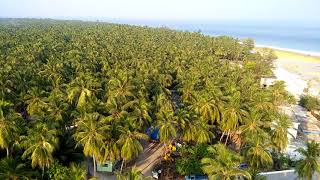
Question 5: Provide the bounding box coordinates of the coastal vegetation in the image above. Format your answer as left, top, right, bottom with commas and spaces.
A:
294, 141, 320, 180
299, 95, 320, 111
0, 18, 314, 179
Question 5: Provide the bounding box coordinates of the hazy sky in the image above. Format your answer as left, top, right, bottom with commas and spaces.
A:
1, 0, 320, 22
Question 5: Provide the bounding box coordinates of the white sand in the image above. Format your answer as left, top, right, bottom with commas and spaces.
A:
274, 61, 308, 98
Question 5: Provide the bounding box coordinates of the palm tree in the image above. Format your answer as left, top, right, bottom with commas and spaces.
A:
117, 125, 148, 172
129, 98, 152, 130
194, 120, 214, 144
176, 109, 197, 142
68, 163, 87, 180
243, 134, 273, 171
116, 166, 151, 180
105, 97, 129, 122
240, 110, 268, 143
271, 113, 292, 152
220, 91, 247, 144
21, 123, 58, 175
201, 144, 251, 180
67, 72, 100, 110
294, 141, 320, 180
191, 94, 221, 124
178, 81, 196, 104
45, 88, 68, 122
24, 87, 48, 116
73, 112, 109, 177
267, 81, 295, 106
0, 157, 38, 180
155, 93, 173, 112
108, 75, 135, 102
156, 110, 177, 144
0, 100, 20, 156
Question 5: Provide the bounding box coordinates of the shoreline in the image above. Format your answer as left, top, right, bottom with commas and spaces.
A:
255, 44, 320, 57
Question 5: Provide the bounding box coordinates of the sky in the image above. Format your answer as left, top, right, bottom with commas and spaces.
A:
1, 0, 320, 22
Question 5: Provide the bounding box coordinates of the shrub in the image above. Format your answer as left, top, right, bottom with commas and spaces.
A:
299, 95, 320, 111
175, 144, 210, 175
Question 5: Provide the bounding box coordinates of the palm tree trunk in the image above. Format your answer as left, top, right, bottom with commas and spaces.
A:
6, 147, 9, 157
163, 142, 167, 156
225, 129, 230, 145
120, 159, 125, 173
220, 131, 225, 142
93, 155, 96, 177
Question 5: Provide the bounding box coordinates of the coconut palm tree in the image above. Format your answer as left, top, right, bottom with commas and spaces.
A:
155, 93, 173, 112
178, 81, 196, 104
21, 123, 58, 175
271, 113, 292, 152
176, 109, 197, 142
240, 110, 268, 143
117, 125, 148, 171
24, 87, 48, 116
67, 72, 100, 110
0, 100, 20, 156
73, 112, 109, 177
201, 144, 251, 180
191, 94, 221, 124
108, 75, 136, 102
68, 163, 87, 180
116, 166, 151, 180
194, 120, 214, 144
220, 91, 248, 144
294, 141, 320, 180
0, 157, 39, 180
156, 110, 177, 144
243, 134, 273, 171
129, 98, 152, 130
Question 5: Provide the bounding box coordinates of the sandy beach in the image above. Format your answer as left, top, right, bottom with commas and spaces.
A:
256, 45, 320, 57
259, 47, 320, 97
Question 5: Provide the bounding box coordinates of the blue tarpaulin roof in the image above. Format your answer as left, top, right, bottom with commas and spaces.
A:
146, 127, 159, 141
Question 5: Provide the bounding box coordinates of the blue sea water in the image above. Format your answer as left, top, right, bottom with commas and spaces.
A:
106, 19, 320, 53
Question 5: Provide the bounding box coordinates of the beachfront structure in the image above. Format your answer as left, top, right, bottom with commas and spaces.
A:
259, 170, 319, 180
260, 76, 277, 88
96, 161, 114, 172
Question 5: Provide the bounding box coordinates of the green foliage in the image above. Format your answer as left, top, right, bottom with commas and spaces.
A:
299, 95, 320, 111
175, 144, 210, 175
46, 161, 86, 180
0, 19, 296, 177
272, 152, 291, 171
294, 141, 320, 180
271, 113, 292, 152
0, 100, 21, 156
21, 123, 58, 169
201, 144, 251, 180
267, 81, 296, 106
46, 161, 69, 180
116, 166, 151, 180
0, 157, 39, 179
243, 134, 273, 171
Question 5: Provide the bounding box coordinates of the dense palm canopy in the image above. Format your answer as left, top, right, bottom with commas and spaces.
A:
0, 19, 295, 178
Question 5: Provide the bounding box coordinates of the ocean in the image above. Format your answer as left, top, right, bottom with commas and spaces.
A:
105, 19, 320, 54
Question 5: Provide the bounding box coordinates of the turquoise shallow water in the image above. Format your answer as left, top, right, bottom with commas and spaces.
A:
107, 19, 320, 53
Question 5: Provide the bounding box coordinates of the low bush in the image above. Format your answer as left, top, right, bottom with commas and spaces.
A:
299, 95, 320, 111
